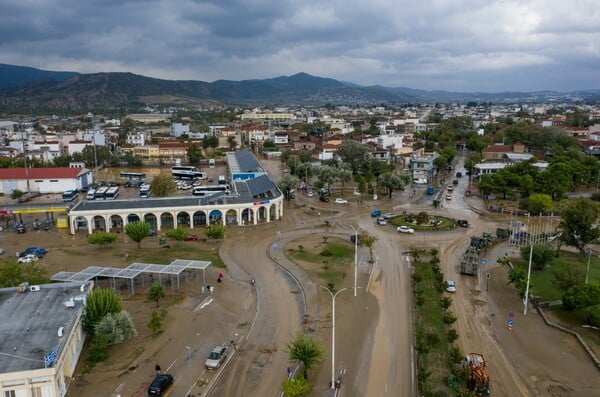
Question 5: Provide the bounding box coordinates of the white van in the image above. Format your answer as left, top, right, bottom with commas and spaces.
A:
209, 158, 216, 168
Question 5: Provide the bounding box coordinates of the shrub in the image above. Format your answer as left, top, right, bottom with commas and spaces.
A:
586, 304, 600, 327
165, 228, 186, 241
425, 332, 440, 347
320, 249, 333, 257
443, 313, 457, 325
441, 296, 452, 310
447, 328, 459, 343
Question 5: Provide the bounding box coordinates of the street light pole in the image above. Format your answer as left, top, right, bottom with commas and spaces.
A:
586, 248, 592, 284
320, 286, 347, 390
185, 345, 192, 396
523, 243, 533, 315
348, 225, 362, 297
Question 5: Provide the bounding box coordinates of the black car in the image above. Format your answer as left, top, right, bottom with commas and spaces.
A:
457, 220, 469, 227
147, 374, 173, 396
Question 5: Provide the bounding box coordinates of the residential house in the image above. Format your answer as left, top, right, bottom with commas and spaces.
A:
410, 152, 438, 184
481, 143, 527, 161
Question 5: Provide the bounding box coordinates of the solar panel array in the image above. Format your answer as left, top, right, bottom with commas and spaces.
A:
51, 259, 211, 282
233, 150, 262, 173
246, 174, 277, 197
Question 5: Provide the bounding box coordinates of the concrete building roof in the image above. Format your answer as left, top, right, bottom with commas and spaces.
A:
0, 283, 87, 373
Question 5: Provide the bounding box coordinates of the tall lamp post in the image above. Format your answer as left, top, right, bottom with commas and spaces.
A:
320, 286, 347, 389
586, 248, 592, 284
185, 345, 192, 396
348, 225, 361, 297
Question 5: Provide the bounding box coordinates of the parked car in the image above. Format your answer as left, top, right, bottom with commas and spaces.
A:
397, 226, 415, 234
205, 346, 228, 369
184, 234, 199, 241
452, 179, 459, 185
446, 194, 452, 201
16, 224, 26, 234
18, 254, 39, 264
383, 213, 397, 219
447, 186, 454, 191
456, 172, 462, 178
377, 217, 387, 226
319, 195, 330, 202
307, 191, 314, 197
371, 210, 382, 217
446, 280, 457, 293
0, 248, 4, 255
334, 198, 348, 204
20, 247, 47, 258
147, 374, 174, 396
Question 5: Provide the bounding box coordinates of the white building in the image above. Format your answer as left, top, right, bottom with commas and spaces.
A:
171, 123, 190, 137
0, 167, 93, 194
0, 282, 90, 397
126, 132, 145, 146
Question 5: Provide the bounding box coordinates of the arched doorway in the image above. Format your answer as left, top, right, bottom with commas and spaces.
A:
242, 208, 254, 225
160, 212, 174, 229
127, 214, 140, 223
109, 214, 124, 231
144, 213, 158, 231
225, 209, 237, 225
257, 206, 267, 223
193, 211, 207, 228
177, 211, 190, 228
209, 210, 222, 225
92, 215, 106, 232
269, 205, 277, 221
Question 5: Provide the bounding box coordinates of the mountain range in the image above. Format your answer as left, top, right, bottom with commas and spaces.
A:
0, 63, 598, 113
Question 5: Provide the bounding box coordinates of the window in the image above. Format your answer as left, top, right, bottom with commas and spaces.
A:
4, 391, 16, 397
50, 180, 58, 182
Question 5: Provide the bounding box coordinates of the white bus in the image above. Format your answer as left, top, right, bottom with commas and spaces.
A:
172, 166, 200, 179
87, 188, 96, 200
140, 184, 151, 198
105, 186, 120, 200
62, 189, 78, 203
94, 186, 108, 200
119, 172, 146, 181
192, 185, 230, 196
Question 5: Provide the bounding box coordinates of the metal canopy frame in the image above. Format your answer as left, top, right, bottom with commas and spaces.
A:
51, 259, 211, 294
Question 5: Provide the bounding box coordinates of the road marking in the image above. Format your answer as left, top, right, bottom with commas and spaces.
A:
194, 296, 213, 312
165, 359, 176, 373
115, 383, 124, 392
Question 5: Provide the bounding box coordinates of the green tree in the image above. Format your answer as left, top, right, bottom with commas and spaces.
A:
10, 189, 25, 200
558, 199, 600, 254
526, 193, 552, 215
227, 135, 238, 150
507, 266, 528, 297
148, 282, 166, 307
553, 266, 585, 293
125, 221, 152, 248
262, 139, 277, 151
286, 331, 324, 380
586, 304, 600, 327
187, 143, 203, 165
150, 173, 177, 197
52, 154, 72, 167
316, 165, 336, 192
359, 233, 377, 262
205, 224, 226, 239
337, 140, 372, 175
87, 333, 109, 365
0, 259, 49, 287
83, 288, 123, 335
337, 166, 353, 195
88, 231, 118, 246
378, 171, 410, 199
94, 311, 137, 344
281, 375, 310, 397
520, 245, 554, 270
165, 228, 186, 241
147, 309, 165, 336
75, 145, 111, 167
278, 174, 300, 200
562, 283, 600, 310
202, 134, 218, 149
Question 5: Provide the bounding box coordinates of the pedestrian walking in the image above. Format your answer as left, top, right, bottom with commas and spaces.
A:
155, 364, 161, 375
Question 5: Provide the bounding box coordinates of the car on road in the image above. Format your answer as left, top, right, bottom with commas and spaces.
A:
446, 194, 452, 201
18, 254, 39, 264
383, 213, 397, 219
184, 234, 199, 241
446, 280, 457, 293
334, 198, 348, 204
447, 186, 454, 191
452, 179, 459, 185
377, 217, 387, 226
371, 210, 382, 217
205, 345, 228, 369
147, 374, 174, 396
307, 191, 314, 197
397, 226, 415, 234
457, 220, 469, 227
456, 172, 462, 177
319, 195, 330, 202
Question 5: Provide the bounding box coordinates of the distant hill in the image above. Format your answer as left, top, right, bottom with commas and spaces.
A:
0, 63, 79, 89
0, 63, 598, 113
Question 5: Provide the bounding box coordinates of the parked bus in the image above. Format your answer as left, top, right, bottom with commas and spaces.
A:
139, 184, 151, 198
119, 172, 146, 181
218, 175, 227, 185
94, 186, 109, 200
172, 166, 199, 179
87, 188, 96, 200
209, 158, 215, 168
62, 189, 78, 203
192, 185, 230, 196
105, 186, 120, 200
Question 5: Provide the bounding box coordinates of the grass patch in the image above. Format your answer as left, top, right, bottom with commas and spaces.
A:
389, 213, 456, 232
511, 250, 600, 301
124, 243, 226, 268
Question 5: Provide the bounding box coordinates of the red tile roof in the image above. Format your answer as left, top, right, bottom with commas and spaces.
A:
0, 167, 84, 180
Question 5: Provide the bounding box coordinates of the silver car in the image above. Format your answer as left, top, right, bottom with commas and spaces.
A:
205, 346, 228, 369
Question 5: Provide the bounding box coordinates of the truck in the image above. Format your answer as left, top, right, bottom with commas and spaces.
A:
464, 353, 490, 395
426, 186, 435, 195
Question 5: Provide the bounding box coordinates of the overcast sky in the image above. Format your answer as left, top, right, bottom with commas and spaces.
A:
1, 0, 599, 92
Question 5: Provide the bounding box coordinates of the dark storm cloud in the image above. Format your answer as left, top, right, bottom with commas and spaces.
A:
0, 0, 598, 91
